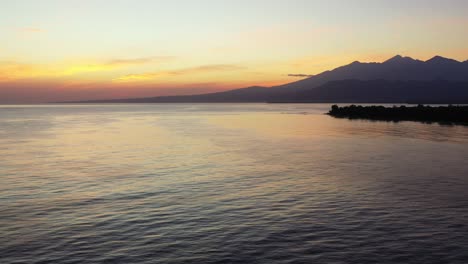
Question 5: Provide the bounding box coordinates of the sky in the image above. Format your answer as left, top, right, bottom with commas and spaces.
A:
1, 0, 468, 103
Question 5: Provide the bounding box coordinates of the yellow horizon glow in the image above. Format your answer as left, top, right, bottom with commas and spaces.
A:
1, 0, 467, 103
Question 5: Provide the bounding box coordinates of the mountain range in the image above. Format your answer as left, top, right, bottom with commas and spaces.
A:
70, 55, 468, 104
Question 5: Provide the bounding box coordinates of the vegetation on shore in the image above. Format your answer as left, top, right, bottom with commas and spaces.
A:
327, 104, 468, 125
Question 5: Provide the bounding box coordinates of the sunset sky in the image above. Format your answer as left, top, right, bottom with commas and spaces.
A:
1, 0, 468, 103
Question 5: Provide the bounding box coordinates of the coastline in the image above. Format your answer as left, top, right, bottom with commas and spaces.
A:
327, 104, 468, 125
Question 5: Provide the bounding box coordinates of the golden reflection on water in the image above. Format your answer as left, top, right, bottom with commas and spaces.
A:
1, 105, 467, 203
2, 104, 468, 263
208, 112, 468, 143
208, 113, 340, 139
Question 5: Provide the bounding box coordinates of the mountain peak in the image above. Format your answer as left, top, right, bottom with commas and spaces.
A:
426, 56, 459, 64
389, 54, 403, 60
384, 55, 416, 64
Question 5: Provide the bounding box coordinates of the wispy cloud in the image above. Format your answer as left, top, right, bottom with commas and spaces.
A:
0, 56, 174, 81
0, 61, 49, 81
106, 56, 174, 66
169, 64, 246, 75
113, 72, 159, 82
113, 64, 245, 82
287, 74, 313, 78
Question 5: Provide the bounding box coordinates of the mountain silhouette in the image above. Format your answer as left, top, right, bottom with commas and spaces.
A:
272, 80, 468, 104
272, 55, 467, 92
67, 55, 468, 104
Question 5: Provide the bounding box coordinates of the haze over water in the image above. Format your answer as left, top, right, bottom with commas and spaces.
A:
1, 104, 468, 263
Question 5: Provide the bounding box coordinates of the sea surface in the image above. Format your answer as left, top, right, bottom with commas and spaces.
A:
1, 103, 468, 264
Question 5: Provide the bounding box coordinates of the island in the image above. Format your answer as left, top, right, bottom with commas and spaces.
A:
327, 105, 468, 125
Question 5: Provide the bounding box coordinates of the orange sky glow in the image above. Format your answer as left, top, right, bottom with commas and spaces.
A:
1, 0, 467, 103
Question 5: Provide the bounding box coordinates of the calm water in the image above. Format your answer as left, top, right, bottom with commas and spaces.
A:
1, 103, 468, 264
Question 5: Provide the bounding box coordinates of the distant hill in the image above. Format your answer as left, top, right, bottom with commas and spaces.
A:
270, 80, 468, 104
65, 55, 468, 104
270, 55, 468, 93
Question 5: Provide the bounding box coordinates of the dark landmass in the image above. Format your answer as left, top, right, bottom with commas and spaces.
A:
68, 80, 468, 104
268, 80, 468, 104
60, 55, 468, 104
327, 104, 468, 125
63, 86, 271, 103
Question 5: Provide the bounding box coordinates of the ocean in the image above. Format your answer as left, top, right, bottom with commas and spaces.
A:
1, 103, 468, 263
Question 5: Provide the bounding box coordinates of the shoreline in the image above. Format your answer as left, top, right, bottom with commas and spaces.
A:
327, 104, 468, 125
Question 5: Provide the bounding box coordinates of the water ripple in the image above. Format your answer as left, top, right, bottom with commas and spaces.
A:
1, 104, 468, 264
